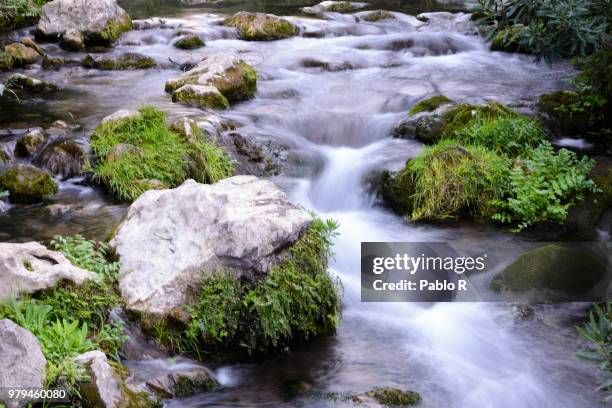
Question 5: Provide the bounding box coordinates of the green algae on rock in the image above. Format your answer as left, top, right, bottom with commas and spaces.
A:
174, 34, 205, 49
223, 12, 298, 41
0, 164, 58, 203
408, 95, 453, 116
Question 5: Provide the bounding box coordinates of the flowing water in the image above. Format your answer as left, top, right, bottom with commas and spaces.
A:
0, 1, 604, 407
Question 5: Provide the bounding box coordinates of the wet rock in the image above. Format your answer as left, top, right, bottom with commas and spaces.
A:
538, 91, 590, 136
34, 139, 85, 180
75, 351, 127, 408
165, 53, 256, 104
172, 84, 229, 110
37, 0, 133, 47
353, 387, 422, 406
0, 52, 14, 71
226, 131, 286, 176
171, 117, 201, 144
19, 37, 45, 56
138, 363, 218, 397
111, 176, 313, 317
362, 10, 395, 22
378, 167, 415, 217
223, 12, 298, 41
60, 28, 85, 51
4, 42, 40, 65
47, 120, 72, 135
42, 55, 67, 70
174, 34, 205, 49
6, 73, 58, 93
0, 164, 58, 204
491, 245, 607, 294
82, 52, 157, 70
15, 128, 46, 157
0, 319, 47, 407
101, 109, 140, 124
0, 241, 97, 300
303, 1, 368, 15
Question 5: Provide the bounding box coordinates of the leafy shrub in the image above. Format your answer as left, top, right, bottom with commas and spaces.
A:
90, 106, 234, 202
491, 142, 599, 230
576, 303, 612, 403
184, 218, 341, 356
50, 234, 120, 280
453, 116, 546, 156
469, 0, 611, 62
408, 141, 509, 220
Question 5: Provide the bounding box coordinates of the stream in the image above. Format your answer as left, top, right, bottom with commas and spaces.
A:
0, 1, 605, 407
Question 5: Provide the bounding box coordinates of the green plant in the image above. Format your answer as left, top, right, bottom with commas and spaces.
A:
491, 142, 599, 230
469, 0, 611, 62
577, 303, 612, 403
94, 321, 127, 362
90, 106, 233, 202
50, 235, 120, 280
408, 141, 509, 220
453, 116, 546, 156
182, 218, 341, 356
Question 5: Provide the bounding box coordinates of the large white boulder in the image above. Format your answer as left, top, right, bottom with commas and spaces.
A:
37, 0, 132, 46
0, 319, 47, 408
111, 176, 313, 317
0, 242, 98, 301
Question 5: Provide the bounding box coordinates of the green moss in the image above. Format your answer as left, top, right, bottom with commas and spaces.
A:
409, 95, 453, 116
363, 10, 395, 22
491, 245, 606, 293
15, 130, 45, 156
22, 260, 33, 271
453, 116, 546, 157
174, 35, 205, 50
223, 13, 298, 41
399, 141, 508, 220
537, 90, 591, 134
491, 26, 526, 52
441, 102, 517, 137
378, 168, 415, 216
0, 52, 14, 70
363, 387, 421, 406
98, 14, 133, 44
83, 53, 157, 70
172, 85, 230, 110
0, 164, 58, 203
90, 106, 233, 202
328, 2, 354, 12
210, 60, 257, 103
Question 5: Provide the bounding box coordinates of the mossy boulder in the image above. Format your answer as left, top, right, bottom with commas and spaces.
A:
0, 164, 58, 203
82, 52, 157, 70
171, 85, 229, 110
379, 141, 508, 220
491, 26, 527, 53
4, 43, 41, 65
6, 74, 58, 93
491, 245, 607, 294
165, 54, 257, 105
34, 139, 85, 180
363, 10, 395, 22
408, 95, 453, 116
174, 34, 205, 50
15, 129, 46, 157
223, 12, 298, 41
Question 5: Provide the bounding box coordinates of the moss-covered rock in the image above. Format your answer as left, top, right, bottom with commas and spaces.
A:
491, 245, 606, 294
0, 52, 14, 71
4, 42, 41, 65
34, 139, 85, 180
363, 10, 395, 22
15, 129, 46, 158
0, 164, 58, 203
171, 84, 229, 110
408, 95, 453, 116
165, 54, 257, 105
82, 52, 157, 70
379, 141, 508, 220
358, 387, 421, 406
99, 12, 133, 44
174, 34, 205, 50
491, 26, 527, 53
0, 148, 10, 164
327, 1, 356, 12
223, 12, 298, 41
6, 73, 58, 93
42, 55, 66, 70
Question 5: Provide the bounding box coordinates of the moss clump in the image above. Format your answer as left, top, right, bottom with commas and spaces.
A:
453, 116, 546, 157
328, 1, 354, 12
223, 12, 298, 41
150, 219, 341, 358
15, 129, 46, 157
440, 102, 517, 137
363, 387, 421, 406
172, 85, 229, 110
82, 53, 157, 70
382, 141, 508, 220
209, 60, 257, 103
90, 106, 234, 202
0, 164, 58, 203
174, 35, 205, 50
363, 10, 395, 22
97, 14, 133, 44
409, 95, 453, 116
491, 245, 606, 294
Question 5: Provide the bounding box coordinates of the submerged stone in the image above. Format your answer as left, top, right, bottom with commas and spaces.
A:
15, 128, 46, 157
4, 42, 41, 65
6, 73, 58, 93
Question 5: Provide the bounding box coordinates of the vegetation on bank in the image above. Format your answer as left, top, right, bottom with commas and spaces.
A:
0, 235, 125, 399
145, 218, 342, 358
90, 106, 234, 202
0, 0, 48, 32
